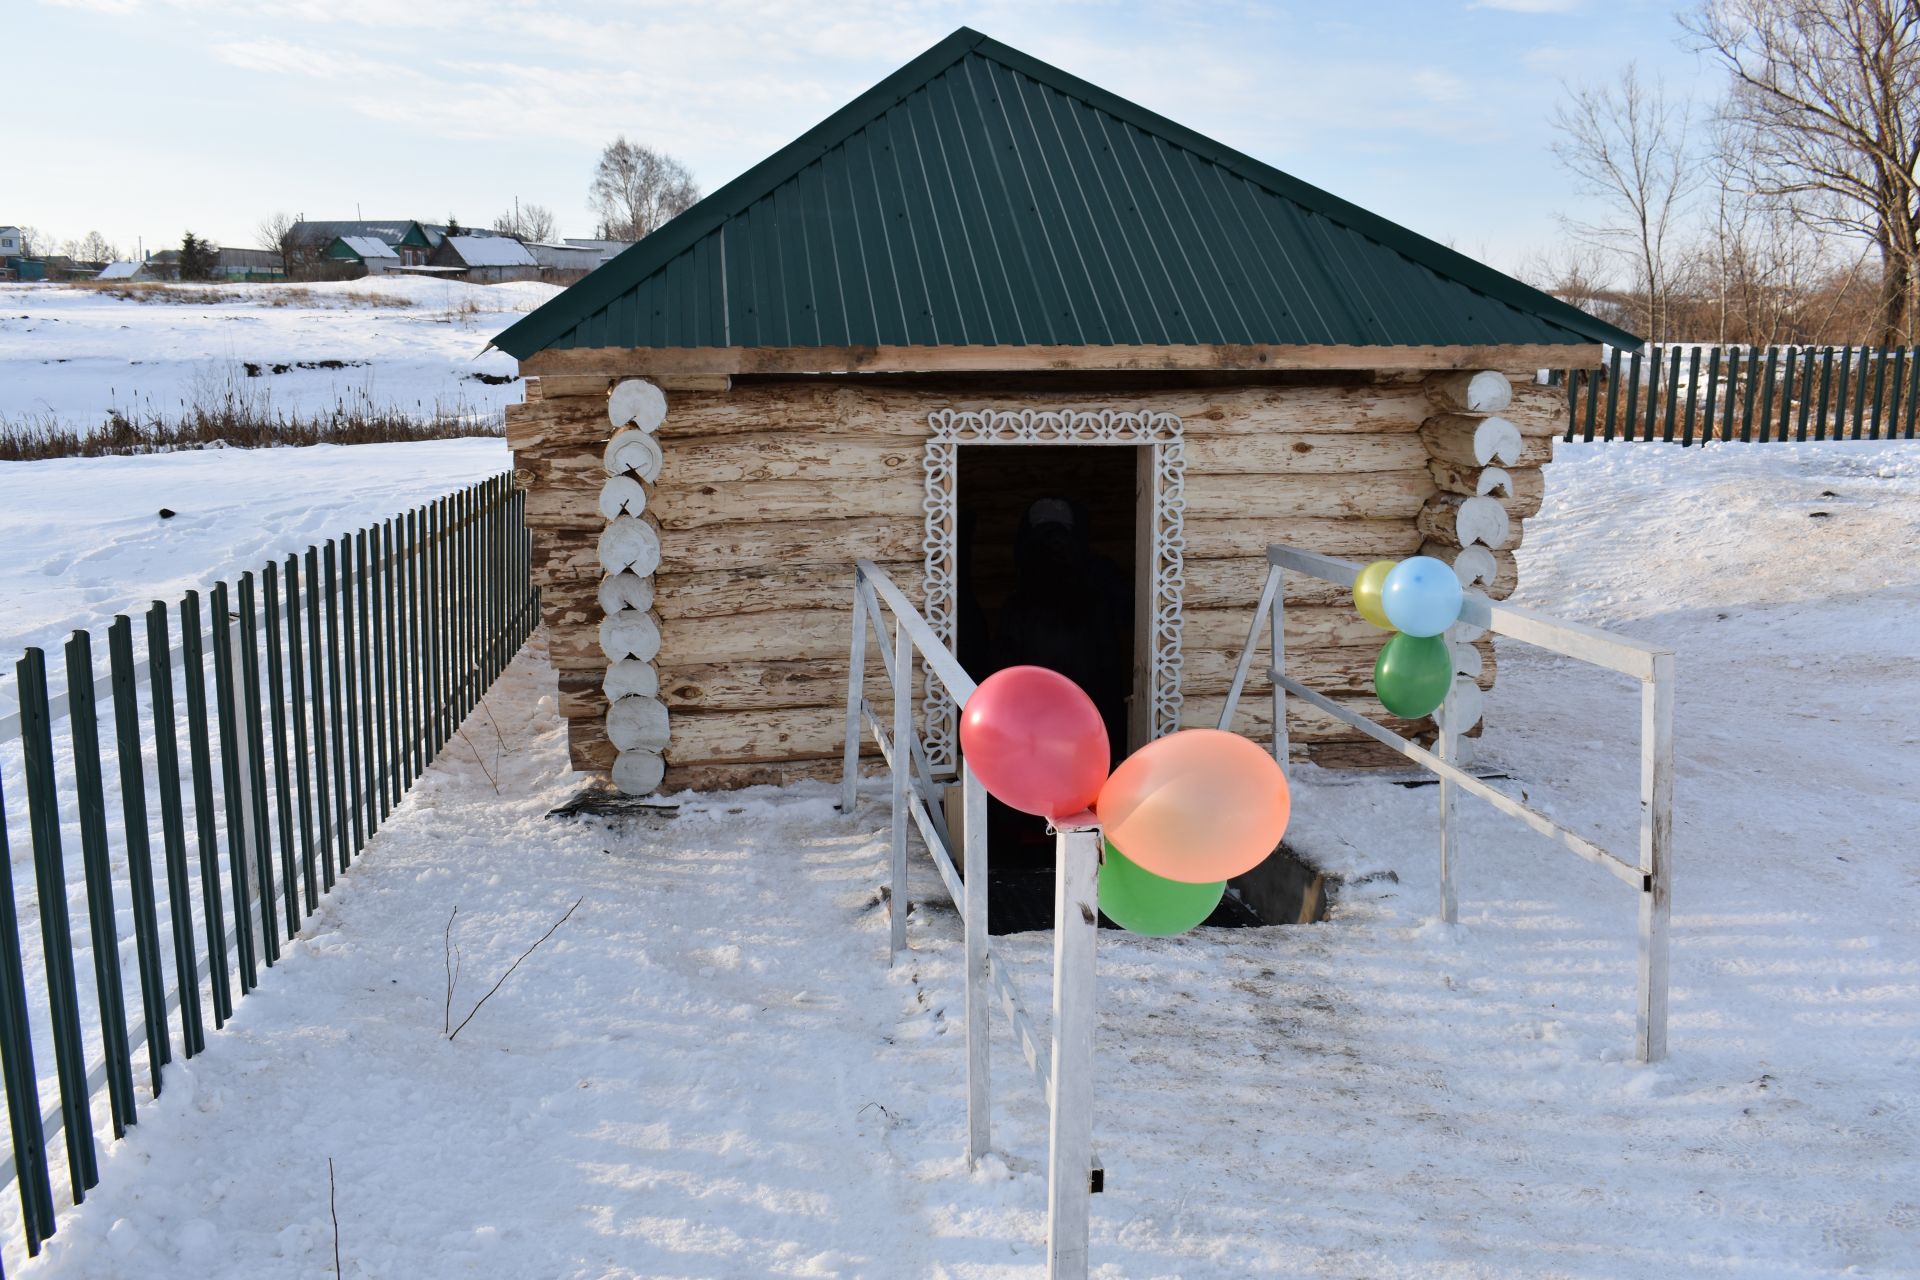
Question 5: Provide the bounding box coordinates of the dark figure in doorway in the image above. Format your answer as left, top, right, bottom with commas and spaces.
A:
991, 497, 1131, 766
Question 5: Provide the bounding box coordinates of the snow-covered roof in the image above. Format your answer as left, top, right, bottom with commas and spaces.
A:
339, 236, 399, 260
444, 235, 536, 268
96, 262, 141, 280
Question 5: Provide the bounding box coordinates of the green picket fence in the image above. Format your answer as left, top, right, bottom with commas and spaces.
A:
1563, 344, 1920, 444
0, 473, 535, 1268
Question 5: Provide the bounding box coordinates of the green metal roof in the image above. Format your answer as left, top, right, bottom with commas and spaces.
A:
494, 28, 1638, 359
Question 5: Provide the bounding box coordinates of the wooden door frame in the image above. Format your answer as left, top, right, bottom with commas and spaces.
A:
921, 408, 1187, 773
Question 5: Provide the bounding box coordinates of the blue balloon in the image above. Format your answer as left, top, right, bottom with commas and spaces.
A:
1381, 556, 1464, 637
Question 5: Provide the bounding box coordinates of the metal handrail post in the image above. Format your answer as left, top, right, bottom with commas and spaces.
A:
840, 574, 868, 814
1045, 817, 1100, 1280
1435, 695, 1459, 925
963, 760, 990, 1168
889, 618, 912, 963
1637, 653, 1675, 1062
1269, 567, 1288, 769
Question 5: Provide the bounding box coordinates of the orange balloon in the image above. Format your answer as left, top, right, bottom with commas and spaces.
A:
1096, 730, 1291, 884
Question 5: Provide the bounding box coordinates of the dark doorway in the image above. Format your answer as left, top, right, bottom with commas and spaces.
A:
948, 443, 1280, 934
955, 445, 1137, 892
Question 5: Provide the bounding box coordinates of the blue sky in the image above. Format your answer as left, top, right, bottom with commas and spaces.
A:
8, 0, 1710, 274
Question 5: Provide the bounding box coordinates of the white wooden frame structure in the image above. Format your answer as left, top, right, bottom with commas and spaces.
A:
920, 408, 1186, 770
840, 560, 1103, 1278
1218, 543, 1676, 1062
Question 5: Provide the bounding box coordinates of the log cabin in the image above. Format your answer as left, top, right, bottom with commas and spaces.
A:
491, 26, 1639, 799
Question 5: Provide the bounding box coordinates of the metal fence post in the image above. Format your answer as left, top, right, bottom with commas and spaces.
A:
236, 577, 277, 966
840, 576, 868, 814
284, 557, 320, 915
322, 542, 354, 870
889, 618, 911, 963
16, 647, 99, 1198
107, 615, 169, 1091
302, 550, 336, 893
963, 759, 990, 1169
0, 774, 54, 1249
209, 582, 259, 994
1046, 821, 1100, 1280
146, 600, 205, 1054
64, 631, 138, 1136
1637, 653, 1674, 1064
180, 592, 233, 1025
262, 565, 300, 939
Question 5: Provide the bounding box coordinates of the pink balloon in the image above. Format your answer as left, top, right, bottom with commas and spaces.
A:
1096, 730, 1291, 883
959, 666, 1110, 819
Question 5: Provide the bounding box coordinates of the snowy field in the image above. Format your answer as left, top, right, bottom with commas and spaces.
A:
3, 439, 1918, 1277
0, 277, 556, 431
0, 439, 511, 690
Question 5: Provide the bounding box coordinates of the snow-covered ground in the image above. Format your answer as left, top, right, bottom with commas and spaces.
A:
4, 439, 1918, 1277
0, 439, 510, 685
0, 278, 555, 431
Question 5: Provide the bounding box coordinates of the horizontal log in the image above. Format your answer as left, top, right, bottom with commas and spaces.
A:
652, 476, 921, 530
598, 571, 655, 615
599, 474, 648, 520
1426, 459, 1546, 517
598, 516, 663, 576
661, 516, 923, 571
1181, 557, 1350, 609
608, 379, 667, 432
653, 608, 859, 665
1184, 605, 1389, 651
604, 658, 660, 701
607, 695, 671, 752
521, 342, 1605, 377
651, 562, 923, 620
1504, 381, 1572, 437
664, 705, 852, 765
612, 748, 667, 795
663, 758, 852, 792
530, 373, 731, 398
1424, 370, 1512, 414
1420, 414, 1522, 468
1184, 518, 1422, 561
1181, 470, 1436, 522
605, 429, 664, 483
557, 669, 608, 721
662, 434, 919, 485
1416, 494, 1511, 550
1183, 431, 1429, 476
659, 655, 899, 711
530, 529, 601, 589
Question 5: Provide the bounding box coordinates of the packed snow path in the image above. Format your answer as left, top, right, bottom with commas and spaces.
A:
9, 440, 1920, 1277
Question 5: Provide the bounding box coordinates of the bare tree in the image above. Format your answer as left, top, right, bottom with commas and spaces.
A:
15, 226, 49, 259
1550, 63, 1700, 341
66, 231, 118, 265
492, 199, 559, 243
1685, 0, 1920, 345
588, 137, 698, 241
258, 211, 298, 277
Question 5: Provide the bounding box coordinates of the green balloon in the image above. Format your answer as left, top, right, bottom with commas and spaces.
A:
1099, 841, 1225, 936
1373, 632, 1453, 719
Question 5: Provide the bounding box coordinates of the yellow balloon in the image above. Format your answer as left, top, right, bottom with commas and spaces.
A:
1353, 559, 1396, 629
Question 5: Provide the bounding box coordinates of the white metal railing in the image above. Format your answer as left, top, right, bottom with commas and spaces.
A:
840, 560, 1102, 1279
1220, 544, 1675, 1063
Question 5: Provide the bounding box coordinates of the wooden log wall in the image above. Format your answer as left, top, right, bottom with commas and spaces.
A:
506, 368, 1563, 790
